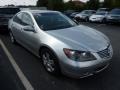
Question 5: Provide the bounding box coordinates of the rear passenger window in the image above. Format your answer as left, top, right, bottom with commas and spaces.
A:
13, 12, 33, 26
22, 13, 33, 26
13, 13, 23, 24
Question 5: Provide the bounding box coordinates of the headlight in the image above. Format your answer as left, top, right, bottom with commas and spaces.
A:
63, 48, 96, 62
81, 15, 87, 18
97, 17, 103, 19
107, 15, 112, 19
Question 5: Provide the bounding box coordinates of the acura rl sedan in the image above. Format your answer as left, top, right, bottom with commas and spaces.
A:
8, 10, 113, 78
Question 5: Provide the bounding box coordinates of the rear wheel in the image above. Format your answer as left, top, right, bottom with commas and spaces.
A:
40, 48, 61, 75
102, 18, 106, 23
75, 17, 81, 22
9, 31, 16, 44
85, 17, 89, 22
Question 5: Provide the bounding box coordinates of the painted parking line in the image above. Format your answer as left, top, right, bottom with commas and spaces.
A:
0, 39, 34, 90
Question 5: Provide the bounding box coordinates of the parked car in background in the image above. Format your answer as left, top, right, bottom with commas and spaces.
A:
97, 8, 110, 12
106, 8, 120, 24
9, 10, 113, 78
74, 10, 96, 22
0, 7, 20, 28
63, 10, 76, 18
70, 12, 79, 18
89, 11, 108, 23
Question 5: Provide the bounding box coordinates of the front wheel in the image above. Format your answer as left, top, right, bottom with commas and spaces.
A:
85, 17, 89, 22
102, 18, 106, 23
40, 48, 61, 75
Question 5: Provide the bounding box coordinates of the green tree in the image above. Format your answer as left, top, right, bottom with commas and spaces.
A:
86, 0, 100, 10
103, 0, 120, 8
116, 0, 120, 7
64, 0, 76, 10
47, 0, 64, 11
36, 0, 64, 11
36, 0, 48, 7
64, 0, 85, 11
103, 0, 112, 8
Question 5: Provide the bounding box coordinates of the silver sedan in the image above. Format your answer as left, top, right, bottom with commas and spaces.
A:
8, 10, 113, 78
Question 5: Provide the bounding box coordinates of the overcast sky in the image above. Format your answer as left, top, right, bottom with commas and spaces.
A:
0, 0, 89, 6
0, 0, 37, 6
64, 0, 88, 2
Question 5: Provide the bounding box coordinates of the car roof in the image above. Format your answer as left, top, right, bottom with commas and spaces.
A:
22, 10, 59, 14
0, 6, 19, 9
83, 10, 96, 11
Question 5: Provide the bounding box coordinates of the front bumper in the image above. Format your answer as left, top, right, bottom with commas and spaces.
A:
59, 45, 113, 78
61, 58, 111, 78
89, 18, 103, 22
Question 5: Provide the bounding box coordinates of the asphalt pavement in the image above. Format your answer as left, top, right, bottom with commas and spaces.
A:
0, 23, 120, 90
0, 45, 25, 90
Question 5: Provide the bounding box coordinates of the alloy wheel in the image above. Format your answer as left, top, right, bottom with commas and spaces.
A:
42, 52, 55, 72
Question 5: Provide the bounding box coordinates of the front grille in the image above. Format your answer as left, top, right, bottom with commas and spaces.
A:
97, 46, 110, 59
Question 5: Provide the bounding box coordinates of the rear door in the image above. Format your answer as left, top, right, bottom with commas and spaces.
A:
19, 12, 39, 54
11, 12, 24, 43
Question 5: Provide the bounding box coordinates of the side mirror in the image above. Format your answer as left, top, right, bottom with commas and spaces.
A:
23, 25, 36, 32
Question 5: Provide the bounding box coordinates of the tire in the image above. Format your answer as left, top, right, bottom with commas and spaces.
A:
40, 48, 61, 75
9, 31, 16, 44
85, 17, 89, 22
102, 18, 106, 23
75, 17, 80, 22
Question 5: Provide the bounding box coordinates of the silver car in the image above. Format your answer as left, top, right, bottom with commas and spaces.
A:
8, 10, 113, 78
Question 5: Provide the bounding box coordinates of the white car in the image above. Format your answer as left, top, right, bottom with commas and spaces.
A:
89, 11, 108, 23
75, 10, 96, 22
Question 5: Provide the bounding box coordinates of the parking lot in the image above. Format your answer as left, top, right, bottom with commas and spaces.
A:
0, 22, 120, 90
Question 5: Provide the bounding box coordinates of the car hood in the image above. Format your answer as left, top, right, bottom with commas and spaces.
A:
90, 15, 105, 18
46, 25, 109, 52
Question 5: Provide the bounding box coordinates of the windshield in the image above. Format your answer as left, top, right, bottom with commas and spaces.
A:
0, 8, 20, 14
95, 12, 106, 15
33, 12, 77, 31
110, 9, 120, 15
